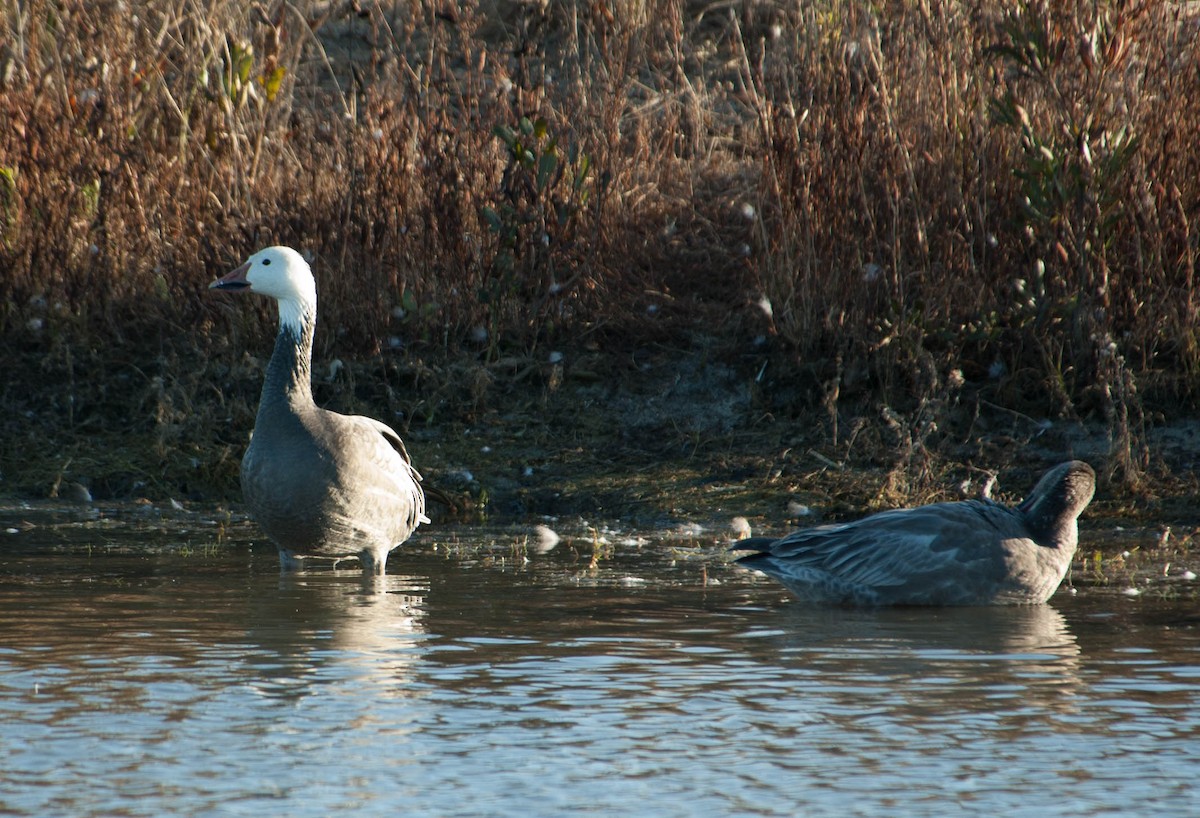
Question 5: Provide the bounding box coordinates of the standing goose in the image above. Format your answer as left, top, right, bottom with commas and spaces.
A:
733, 461, 1095, 606
210, 246, 428, 574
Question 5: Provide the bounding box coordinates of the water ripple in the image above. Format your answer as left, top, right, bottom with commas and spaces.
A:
0, 530, 1197, 816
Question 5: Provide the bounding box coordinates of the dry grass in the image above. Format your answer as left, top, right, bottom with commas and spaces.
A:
1, 0, 1198, 506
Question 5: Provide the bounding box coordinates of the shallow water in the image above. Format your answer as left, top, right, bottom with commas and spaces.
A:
1, 505, 1199, 817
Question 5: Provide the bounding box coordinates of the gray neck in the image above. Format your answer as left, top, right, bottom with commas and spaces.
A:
258, 310, 315, 415
1018, 481, 1079, 543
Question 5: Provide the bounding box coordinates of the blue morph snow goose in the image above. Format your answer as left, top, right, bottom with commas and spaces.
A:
733, 461, 1095, 606
211, 246, 428, 574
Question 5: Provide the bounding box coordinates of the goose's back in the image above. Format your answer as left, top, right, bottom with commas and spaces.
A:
737, 500, 1071, 605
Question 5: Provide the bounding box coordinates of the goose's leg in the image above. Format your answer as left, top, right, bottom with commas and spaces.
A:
278, 549, 303, 571
358, 549, 387, 576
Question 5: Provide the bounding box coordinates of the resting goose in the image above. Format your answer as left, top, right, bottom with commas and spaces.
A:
210, 246, 428, 574
733, 461, 1095, 606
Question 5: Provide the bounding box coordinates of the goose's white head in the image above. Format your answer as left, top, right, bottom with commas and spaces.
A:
210, 246, 317, 332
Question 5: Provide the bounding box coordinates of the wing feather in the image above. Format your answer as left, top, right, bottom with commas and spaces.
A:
746, 501, 1018, 589
325, 413, 429, 529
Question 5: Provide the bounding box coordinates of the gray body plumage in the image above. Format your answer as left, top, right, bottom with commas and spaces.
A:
734, 461, 1095, 606
213, 247, 427, 574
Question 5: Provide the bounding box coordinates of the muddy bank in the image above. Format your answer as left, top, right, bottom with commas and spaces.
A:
366, 341, 1200, 532
4, 328, 1198, 546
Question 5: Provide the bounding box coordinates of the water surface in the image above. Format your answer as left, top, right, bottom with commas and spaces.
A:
1, 505, 1198, 817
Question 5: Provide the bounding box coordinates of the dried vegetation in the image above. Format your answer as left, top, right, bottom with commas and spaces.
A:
1, 0, 1199, 517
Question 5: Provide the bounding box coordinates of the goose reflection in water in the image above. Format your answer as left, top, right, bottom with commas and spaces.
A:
733, 600, 1084, 718
242, 571, 428, 701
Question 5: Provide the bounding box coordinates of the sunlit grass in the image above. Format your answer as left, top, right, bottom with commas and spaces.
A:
0, 1, 1198, 507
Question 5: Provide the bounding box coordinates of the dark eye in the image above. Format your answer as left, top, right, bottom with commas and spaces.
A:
262, 258, 272, 266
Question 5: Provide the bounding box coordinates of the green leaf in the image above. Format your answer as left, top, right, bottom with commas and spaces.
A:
236, 49, 253, 86
482, 206, 505, 233
574, 153, 591, 189
536, 152, 557, 192
533, 118, 548, 139
260, 66, 286, 102
79, 178, 101, 217
519, 116, 534, 136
